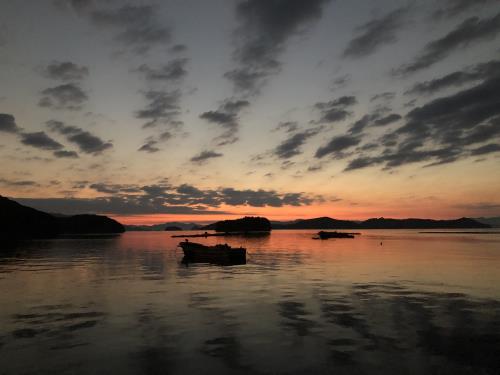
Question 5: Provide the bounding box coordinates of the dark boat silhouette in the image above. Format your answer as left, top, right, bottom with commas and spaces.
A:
317, 231, 358, 239
178, 241, 246, 265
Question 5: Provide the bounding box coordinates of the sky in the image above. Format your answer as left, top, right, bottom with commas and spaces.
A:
1, 0, 500, 224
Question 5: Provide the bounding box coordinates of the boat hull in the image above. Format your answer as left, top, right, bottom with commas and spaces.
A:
179, 242, 246, 265
317, 231, 355, 239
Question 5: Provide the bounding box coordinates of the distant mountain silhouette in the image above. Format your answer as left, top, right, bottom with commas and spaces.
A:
0, 196, 124, 239
272, 217, 357, 229
358, 217, 489, 229
201, 216, 271, 232
474, 217, 500, 228
164, 226, 182, 231
272, 216, 490, 229
125, 222, 200, 231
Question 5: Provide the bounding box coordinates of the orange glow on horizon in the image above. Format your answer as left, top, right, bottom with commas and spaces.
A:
109, 202, 481, 225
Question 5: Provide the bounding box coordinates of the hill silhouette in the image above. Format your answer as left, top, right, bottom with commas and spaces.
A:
58, 214, 125, 234
0, 195, 59, 238
164, 226, 182, 231
474, 217, 500, 228
272, 216, 489, 229
0, 196, 125, 239
125, 222, 199, 231
272, 217, 356, 229
201, 216, 271, 232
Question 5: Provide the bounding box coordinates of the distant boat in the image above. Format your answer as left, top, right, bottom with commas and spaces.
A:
317, 231, 358, 239
178, 241, 246, 265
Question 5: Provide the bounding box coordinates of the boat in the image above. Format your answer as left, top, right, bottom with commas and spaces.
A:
317, 231, 357, 239
178, 241, 246, 265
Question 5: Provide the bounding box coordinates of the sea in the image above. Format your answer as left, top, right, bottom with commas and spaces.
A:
1, 229, 500, 374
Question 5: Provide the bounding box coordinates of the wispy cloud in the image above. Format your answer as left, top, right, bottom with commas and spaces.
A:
199, 100, 250, 145
0, 113, 20, 133
190, 150, 223, 164
41, 61, 88, 81
395, 13, 500, 76
343, 6, 410, 59
47, 120, 112, 155
39, 83, 88, 110
225, 0, 331, 95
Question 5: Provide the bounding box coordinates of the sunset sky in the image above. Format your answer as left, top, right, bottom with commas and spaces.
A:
1, 0, 499, 224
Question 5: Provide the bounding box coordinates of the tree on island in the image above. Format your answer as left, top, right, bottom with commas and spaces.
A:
214, 216, 271, 232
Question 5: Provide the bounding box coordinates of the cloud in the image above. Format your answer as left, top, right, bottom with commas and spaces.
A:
0, 178, 40, 187
199, 100, 250, 145
65, 132, 112, 155
169, 44, 187, 54
47, 120, 112, 154
343, 157, 376, 171
315, 134, 361, 158
225, 0, 331, 95
344, 77, 500, 171
39, 83, 88, 110
470, 143, 500, 156
314, 96, 357, 123
370, 92, 395, 102
89, 183, 142, 194
13, 182, 319, 215
136, 90, 182, 129
307, 164, 322, 172
137, 58, 189, 82
330, 74, 351, 91
274, 128, 320, 159
0, 113, 20, 133
349, 113, 381, 134
176, 184, 204, 197
138, 131, 172, 153
432, 0, 499, 19
400, 77, 500, 145
42, 61, 89, 81
200, 111, 235, 125
53, 0, 93, 14
158, 131, 172, 141
15, 197, 223, 216
343, 6, 409, 58
53, 150, 79, 158
273, 121, 299, 133
373, 113, 402, 126
454, 201, 500, 212
190, 150, 223, 164
219, 188, 312, 207
138, 139, 160, 153
20, 131, 63, 150
89, 5, 171, 54
348, 107, 400, 134
395, 13, 500, 75
405, 59, 500, 95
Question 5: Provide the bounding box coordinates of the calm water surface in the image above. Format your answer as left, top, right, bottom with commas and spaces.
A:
1, 230, 500, 374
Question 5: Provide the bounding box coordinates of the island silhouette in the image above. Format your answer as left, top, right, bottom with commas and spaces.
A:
0, 195, 124, 239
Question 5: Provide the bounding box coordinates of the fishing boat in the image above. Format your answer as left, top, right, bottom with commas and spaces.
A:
317, 231, 357, 239
178, 241, 246, 265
